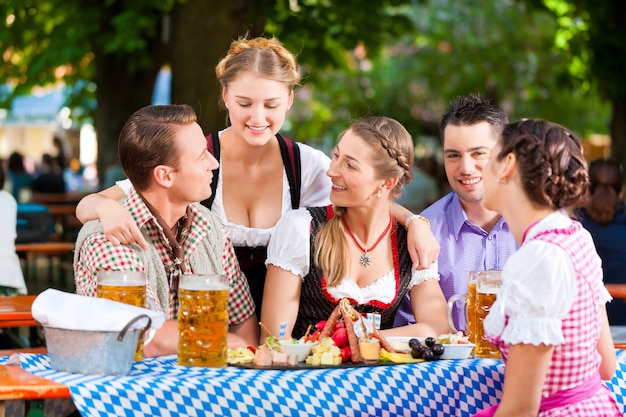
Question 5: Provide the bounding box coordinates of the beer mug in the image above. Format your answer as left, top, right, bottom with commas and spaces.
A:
474, 270, 502, 359
446, 271, 478, 344
97, 270, 147, 361
178, 274, 229, 367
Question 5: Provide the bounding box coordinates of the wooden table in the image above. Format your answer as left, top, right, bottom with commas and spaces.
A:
0, 364, 70, 400
0, 364, 71, 417
606, 284, 626, 301
0, 296, 37, 329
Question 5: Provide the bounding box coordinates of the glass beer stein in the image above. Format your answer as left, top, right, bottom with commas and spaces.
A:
446, 271, 478, 344
474, 270, 502, 359
178, 274, 229, 367
97, 270, 147, 361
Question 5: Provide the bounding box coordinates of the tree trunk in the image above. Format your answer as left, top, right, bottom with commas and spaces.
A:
93, 52, 162, 186
610, 99, 626, 183
170, 0, 264, 133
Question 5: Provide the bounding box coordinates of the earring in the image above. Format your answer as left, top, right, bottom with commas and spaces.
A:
377, 189, 382, 198
496, 178, 506, 184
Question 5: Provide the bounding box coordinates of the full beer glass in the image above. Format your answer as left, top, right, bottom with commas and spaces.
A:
97, 270, 147, 360
178, 274, 229, 367
446, 272, 478, 351
475, 270, 502, 359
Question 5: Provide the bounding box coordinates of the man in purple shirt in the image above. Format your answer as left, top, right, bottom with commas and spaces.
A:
395, 94, 519, 331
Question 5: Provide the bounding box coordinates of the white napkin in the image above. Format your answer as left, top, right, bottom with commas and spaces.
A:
32, 288, 165, 332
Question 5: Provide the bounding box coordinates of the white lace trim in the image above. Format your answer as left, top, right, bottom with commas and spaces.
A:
267, 259, 307, 279
328, 270, 396, 304
500, 316, 565, 346
327, 266, 439, 305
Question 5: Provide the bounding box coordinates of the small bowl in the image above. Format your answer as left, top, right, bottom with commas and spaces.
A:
279, 340, 319, 362
438, 343, 475, 360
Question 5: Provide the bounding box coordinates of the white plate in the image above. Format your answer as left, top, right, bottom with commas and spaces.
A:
384, 336, 424, 354
384, 336, 474, 360
438, 343, 475, 360
279, 340, 319, 362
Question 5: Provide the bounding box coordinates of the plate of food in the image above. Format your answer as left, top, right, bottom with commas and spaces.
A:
384, 334, 474, 360
436, 333, 475, 360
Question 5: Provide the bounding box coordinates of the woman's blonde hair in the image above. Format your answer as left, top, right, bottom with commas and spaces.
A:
215, 36, 301, 108
315, 116, 414, 287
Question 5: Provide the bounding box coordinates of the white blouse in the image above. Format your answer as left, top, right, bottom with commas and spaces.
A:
266, 208, 439, 304
483, 211, 611, 346
0, 190, 27, 293
117, 130, 332, 248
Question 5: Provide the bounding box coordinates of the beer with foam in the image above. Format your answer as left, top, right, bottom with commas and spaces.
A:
178, 274, 229, 367
97, 271, 147, 361
474, 271, 502, 359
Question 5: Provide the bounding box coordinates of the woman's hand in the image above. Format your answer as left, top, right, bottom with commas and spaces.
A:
406, 218, 439, 270
76, 185, 149, 250
390, 203, 440, 269
98, 199, 148, 249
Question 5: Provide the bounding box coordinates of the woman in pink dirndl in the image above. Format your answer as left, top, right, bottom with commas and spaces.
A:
474, 119, 621, 416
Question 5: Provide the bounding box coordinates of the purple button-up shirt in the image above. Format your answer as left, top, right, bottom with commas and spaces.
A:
394, 192, 519, 331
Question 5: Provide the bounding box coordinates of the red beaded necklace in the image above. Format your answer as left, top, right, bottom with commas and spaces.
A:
342, 215, 393, 267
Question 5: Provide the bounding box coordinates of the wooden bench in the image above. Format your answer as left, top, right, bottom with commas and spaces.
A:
0, 296, 46, 357
15, 242, 75, 285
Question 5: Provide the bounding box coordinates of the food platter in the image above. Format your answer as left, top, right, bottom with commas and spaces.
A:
229, 360, 408, 371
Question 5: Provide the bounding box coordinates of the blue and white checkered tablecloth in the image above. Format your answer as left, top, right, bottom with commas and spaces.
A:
3, 351, 626, 417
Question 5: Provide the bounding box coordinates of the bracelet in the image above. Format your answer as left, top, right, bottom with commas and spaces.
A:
405, 213, 430, 229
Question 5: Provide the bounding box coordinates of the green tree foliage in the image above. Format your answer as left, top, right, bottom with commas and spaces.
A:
521, 0, 626, 178
0, 0, 418, 181
285, 0, 610, 150
1, 0, 178, 175
1, 0, 618, 180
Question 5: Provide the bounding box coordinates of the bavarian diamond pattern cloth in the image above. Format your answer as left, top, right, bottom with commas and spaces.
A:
2, 351, 625, 416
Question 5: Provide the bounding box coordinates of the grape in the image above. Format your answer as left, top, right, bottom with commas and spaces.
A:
432, 343, 445, 357
424, 337, 436, 348
411, 345, 425, 359
423, 349, 436, 361
408, 338, 422, 349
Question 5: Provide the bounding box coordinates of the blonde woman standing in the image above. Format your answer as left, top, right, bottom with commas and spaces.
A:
75, 38, 438, 318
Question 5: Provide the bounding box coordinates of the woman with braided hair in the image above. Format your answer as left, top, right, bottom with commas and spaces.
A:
260, 116, 449, 340
474, 119, 620, 416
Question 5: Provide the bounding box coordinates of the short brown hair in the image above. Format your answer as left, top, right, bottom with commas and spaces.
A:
118, 104, 197, 191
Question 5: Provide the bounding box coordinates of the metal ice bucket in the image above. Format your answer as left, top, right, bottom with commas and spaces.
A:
43, 314, 152, 375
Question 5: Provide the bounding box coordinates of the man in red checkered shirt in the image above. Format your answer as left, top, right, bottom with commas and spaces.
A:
74, 104, 258, 357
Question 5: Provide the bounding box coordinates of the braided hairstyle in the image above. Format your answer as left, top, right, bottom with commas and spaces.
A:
215, 36, 301, 110
316, 116, 415, 287
496, 119, 589, 210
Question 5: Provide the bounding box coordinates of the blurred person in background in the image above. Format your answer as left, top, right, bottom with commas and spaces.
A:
31, 153, 66, 194
52, 136, 68, 171
7, 151, 32, 202
577, 158, 626, 326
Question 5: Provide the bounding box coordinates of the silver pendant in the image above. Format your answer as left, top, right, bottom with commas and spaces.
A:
359, 252, 371, 267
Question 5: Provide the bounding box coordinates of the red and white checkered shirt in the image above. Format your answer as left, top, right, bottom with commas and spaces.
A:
74, 188, 255, 324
